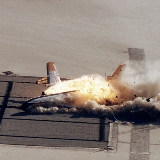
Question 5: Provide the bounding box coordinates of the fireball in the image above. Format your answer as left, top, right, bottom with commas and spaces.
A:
44, 75, 116, 106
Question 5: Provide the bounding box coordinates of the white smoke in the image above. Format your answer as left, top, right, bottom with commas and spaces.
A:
29, 96, 160, 122
119, 60, 160, 98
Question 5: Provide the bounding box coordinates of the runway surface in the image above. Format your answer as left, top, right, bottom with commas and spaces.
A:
0, 75, 110, 149
0, 75, 159, 160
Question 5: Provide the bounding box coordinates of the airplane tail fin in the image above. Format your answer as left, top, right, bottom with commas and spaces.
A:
111, 64, 126, 77
36, 62, 71, 85
47, 62, 61, 85
107, 64, 126, 80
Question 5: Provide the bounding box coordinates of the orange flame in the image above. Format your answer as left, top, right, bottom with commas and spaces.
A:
44, 75, 116, 105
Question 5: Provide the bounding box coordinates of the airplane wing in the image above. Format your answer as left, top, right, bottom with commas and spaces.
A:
20, 90, 77, 111
36, 77, 71, 84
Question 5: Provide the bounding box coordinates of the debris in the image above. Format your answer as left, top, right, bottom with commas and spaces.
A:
146, 98, 150, 102
3, 71, 16, 76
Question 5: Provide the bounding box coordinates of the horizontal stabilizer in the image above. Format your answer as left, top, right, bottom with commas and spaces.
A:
36, 77, 71, 84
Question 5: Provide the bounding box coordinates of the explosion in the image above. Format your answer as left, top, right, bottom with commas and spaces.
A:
44, 75, 117, 106
30, 60, 160, 123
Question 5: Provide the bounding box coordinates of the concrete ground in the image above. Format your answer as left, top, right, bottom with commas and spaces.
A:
1, 124, 160, 160
0, 75, 159, 160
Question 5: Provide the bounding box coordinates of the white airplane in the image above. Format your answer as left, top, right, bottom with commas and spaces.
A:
20, 48, 145, 112
19, 62, 131, 112
20, 62, 76, 111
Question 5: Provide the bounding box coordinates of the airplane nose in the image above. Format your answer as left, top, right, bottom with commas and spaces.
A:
20, 102, 29, 111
